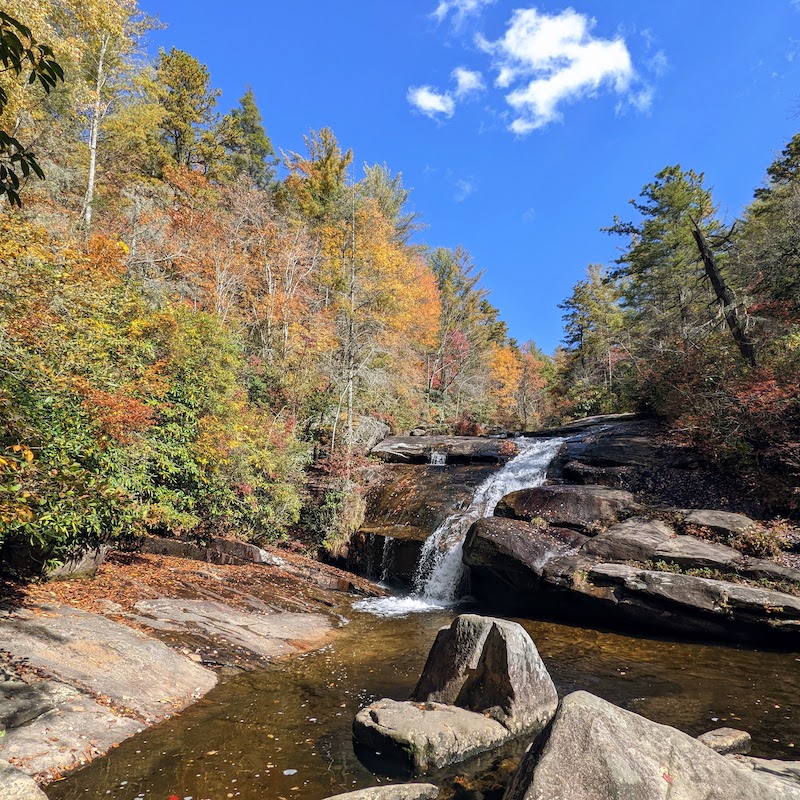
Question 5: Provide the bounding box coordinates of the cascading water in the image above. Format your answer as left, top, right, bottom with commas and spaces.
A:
355, 436, 565, 616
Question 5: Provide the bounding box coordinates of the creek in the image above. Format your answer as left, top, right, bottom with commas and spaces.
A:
47, 437, 800, 799
48, 605, 800, 800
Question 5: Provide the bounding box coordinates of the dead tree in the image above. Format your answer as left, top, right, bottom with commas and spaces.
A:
691, 221, 757, 368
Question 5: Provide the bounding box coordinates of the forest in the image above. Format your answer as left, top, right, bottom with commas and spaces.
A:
0, 0, 797, 571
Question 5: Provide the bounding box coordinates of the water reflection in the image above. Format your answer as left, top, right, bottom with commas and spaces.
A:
48, 606, 800, 800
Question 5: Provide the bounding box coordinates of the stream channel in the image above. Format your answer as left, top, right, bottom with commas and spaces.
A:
48, 438, 800, 800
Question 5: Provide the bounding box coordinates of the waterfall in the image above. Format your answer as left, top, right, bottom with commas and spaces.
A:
355, 436, 565, 617
428, 451, 447, 466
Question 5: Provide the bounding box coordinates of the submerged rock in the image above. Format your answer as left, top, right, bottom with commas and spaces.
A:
504, 691, 800, 800
354, 699, 510, 774
324, 785, 439, 800
698, 727, 752, 755
354, 615, 557, 774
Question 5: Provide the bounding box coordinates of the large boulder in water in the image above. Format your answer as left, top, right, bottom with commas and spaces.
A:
353, 615, 557, 774
411, 614, 558, 737
504, 691, 800, 800
494, 485, 641, 534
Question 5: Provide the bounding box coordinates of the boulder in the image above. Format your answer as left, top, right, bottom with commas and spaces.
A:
463, 518, 586, 597
504, 691, 800, 800
324, 785, 439, 800
495, 485, 641, 534
0, 760, 48, 800
683, 509, 755, 537
698, 727, 752, 755
371, 436, 518, 465
353, 699, 510, 774
353, 415, 392, 452
354, 615, 558, 774
45, 545, 110, 579
580, 517, 674, 562
739, 558, 800, 586
411, 615, 558, 737
652, 535, 744, 571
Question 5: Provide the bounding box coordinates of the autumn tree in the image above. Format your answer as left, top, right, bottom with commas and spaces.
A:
425, 246, 502, 426
283, 127, 353, 221
156, 47, 220, 171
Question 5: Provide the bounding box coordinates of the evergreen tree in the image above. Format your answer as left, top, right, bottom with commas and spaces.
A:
223, 87, 275, 188
606, 165, 723, 348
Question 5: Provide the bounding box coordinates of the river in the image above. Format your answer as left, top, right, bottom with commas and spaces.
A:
48, 601, 800, 800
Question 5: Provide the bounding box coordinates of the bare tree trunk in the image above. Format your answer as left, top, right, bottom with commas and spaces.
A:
691, 223, 757, 368
81, 35, 110, 233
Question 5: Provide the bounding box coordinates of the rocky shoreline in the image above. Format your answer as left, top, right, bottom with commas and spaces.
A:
0, 544, 381, 797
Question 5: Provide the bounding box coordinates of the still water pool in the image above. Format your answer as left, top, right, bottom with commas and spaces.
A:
47, 603, 800, 800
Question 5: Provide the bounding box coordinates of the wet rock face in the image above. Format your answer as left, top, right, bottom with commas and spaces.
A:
353, 615, 558, 775
362, 464, 497, 542
494, 485, 641, 534
505, 691, 798, 800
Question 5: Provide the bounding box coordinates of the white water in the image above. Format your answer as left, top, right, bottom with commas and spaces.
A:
354, 436, 565, 617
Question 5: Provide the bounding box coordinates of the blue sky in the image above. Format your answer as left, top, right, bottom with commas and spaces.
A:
141, 0, 800, 354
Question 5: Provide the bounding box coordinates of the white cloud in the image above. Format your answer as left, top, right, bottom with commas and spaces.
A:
453, 66, 485, 97
408, 67, 484, 119
407, 85, 456, 118
433, 0, 496, 25
478, 8, 636, 133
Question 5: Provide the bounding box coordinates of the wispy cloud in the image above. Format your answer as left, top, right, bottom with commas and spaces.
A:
453, 177, 476, 201
478, 8, 635, 134
408, 85, 456, 118
433, 0, 496, 26
453, 66, 485, 97
408, 66, 485, 119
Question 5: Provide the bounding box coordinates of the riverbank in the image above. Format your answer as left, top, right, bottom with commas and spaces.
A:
0, 547, 381, 791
